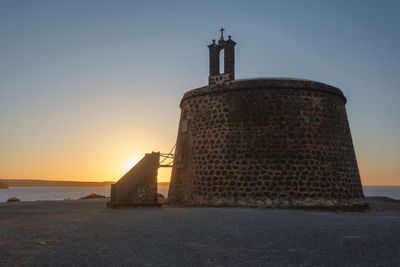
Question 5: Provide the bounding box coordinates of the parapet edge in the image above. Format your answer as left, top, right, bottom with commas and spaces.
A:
180, 78, 347, 107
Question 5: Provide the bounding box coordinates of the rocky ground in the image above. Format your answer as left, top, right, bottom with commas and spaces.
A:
0, 197, 399, 266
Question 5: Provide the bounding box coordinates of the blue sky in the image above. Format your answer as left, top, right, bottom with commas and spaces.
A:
0, 0, 399, 184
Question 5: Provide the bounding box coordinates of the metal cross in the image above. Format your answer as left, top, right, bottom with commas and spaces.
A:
220, 27, 225, 38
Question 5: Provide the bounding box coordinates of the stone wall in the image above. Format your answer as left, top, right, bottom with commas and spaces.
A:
168, 78, 366, 207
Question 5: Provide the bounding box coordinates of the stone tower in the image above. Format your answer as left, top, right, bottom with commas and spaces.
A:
168, 30, 366, 208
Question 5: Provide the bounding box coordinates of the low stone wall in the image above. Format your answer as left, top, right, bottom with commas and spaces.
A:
168, 78, 366, 207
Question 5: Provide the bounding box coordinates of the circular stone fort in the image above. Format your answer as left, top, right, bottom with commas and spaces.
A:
168, 29, 366, 208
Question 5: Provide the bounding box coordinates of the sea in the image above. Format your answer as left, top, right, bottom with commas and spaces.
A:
0, 184, 170, 203
0, 185, 399, 203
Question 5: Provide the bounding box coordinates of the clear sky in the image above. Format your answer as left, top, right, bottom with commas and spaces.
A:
0, 0, 399, 185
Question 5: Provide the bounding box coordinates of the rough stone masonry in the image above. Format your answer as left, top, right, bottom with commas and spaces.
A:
168, 30, 366, 208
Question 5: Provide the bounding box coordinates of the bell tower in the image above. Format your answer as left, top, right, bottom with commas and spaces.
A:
208, 28, 236, 85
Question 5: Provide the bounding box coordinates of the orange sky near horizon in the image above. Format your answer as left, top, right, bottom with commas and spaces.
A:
1, 157, 399, 185
1, 142, 399, 185
0, 123, 178, 183
0, 100, 398, 185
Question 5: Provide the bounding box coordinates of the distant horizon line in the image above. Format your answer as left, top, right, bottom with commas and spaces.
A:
0, 178, 399, 186
0, 178, 171, 184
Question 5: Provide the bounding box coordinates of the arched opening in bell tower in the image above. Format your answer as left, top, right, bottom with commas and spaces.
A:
219, 48, 224, 75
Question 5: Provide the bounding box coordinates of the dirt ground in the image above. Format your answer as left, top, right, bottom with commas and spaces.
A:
0, 197, 399, 266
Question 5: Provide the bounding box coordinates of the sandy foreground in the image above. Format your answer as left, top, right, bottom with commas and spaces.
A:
0, 198, 399, 267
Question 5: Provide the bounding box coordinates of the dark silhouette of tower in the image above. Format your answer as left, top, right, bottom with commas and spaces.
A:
224, 35, 236, 80
208, 28, 236, 85
207, 39, 219, 77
